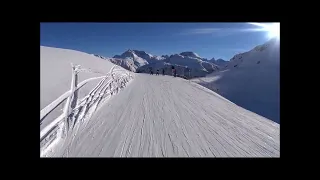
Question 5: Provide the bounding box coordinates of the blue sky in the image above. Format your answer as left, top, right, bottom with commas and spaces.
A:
40, 23, 275, 60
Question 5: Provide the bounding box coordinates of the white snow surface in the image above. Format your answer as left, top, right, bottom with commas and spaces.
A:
41, 46, 117, 110
192, 38, 280, 123
40, 46, 133, 136
41, 66, 133, 156
43, 74, 279, 157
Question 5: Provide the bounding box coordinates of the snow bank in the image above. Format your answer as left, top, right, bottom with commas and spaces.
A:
41, 46, 116, 110
192, 38, 280, 123
40, 46, 134, 156
41, 65, 133, 157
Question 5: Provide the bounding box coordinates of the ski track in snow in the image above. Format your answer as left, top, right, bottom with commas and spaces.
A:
40, 67, 133, 157
47, 74, 279, 157
40, 76, 106, 124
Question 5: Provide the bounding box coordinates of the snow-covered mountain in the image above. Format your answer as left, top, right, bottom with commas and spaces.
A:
192, 38, 280, 123
107, 58, 138, 72
113, 50, 148, 67
92, 54, 139, 72
161, 55, 169, 59
137, 51, 220, 78
107, 50, 220, 78
214, 59, 229, 67
113, 49, 165, 69
179, 51, 202, 59
206, 58, 228, 68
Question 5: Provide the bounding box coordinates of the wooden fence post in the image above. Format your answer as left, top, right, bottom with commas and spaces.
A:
63, 63, 76, 132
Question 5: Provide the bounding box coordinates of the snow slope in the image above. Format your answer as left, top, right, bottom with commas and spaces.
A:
192, 38, 280, 123
40, 46, 133, 138
41, 47, 117, 110
43, 74, 279, 157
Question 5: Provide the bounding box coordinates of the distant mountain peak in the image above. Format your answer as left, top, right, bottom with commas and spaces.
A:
112, 49, 166, 69
132, 49, 147, 54
179, 52, 201, 59
216, 58, 226, 62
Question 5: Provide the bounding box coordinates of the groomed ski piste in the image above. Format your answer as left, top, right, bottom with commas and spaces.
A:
40, 46, 280, 157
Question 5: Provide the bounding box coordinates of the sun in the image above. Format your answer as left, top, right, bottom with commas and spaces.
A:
266, 23, 280, 39
248, 22, 280, 39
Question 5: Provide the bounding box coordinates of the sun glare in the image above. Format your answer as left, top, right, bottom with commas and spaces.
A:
248, 22, 280, 39
266, 23, 280, 39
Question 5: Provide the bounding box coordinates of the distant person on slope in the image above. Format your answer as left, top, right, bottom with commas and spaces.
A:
150, 67, 153, 75
156, 69, 159, 75
172, 68, 177, 77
